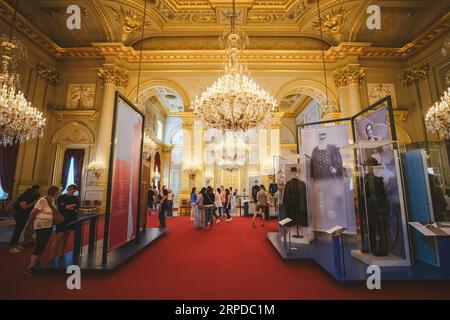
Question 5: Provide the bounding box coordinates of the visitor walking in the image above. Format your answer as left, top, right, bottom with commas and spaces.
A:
252, 185, 268, 228
190, 187, 197, 221
24, 186, 60, 276
224, 189, 232, 222
167, 188, 174, 218
214, 188, 223, 224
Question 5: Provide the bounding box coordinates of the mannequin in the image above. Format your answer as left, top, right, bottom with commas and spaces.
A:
358, 156, 388, 256
283, 166, 308, 238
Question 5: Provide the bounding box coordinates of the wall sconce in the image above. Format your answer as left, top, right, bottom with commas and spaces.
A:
86, 160, 106, 179
184, 165, 200, 179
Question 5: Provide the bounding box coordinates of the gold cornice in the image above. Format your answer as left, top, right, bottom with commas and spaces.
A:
52, 110, 99, 122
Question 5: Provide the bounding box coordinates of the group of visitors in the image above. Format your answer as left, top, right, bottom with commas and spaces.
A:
8, 184, 80, 276
147, 185, 175, 228
190, 186, 233, 230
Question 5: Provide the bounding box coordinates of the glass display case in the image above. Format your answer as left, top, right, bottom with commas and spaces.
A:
342, 140, 411, 268
274, 155, 313, 245
400, 141, 450, 268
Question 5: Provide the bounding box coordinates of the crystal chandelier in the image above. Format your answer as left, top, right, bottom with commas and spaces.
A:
215, 131, 248, 172
143, 132, 158, 159
0, 5, 46, 146
425, 87, 450, 139
190, 0, 277, 131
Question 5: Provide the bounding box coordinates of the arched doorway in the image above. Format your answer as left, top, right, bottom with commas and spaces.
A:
276, 79, 340, 152
51, 121, 95, 200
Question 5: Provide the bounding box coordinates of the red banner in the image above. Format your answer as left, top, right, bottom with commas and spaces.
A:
108, 98, 143, 251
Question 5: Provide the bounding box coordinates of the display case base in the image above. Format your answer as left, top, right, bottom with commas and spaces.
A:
351, 250, 411, 267
38, 227, 166, 272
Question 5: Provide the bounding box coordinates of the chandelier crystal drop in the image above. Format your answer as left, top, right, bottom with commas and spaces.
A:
191, 1, 277, 131
0, 35, 46, 146
425, 87, 450, 139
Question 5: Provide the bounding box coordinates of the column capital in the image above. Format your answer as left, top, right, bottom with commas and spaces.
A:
333, 67, 365, 88
97, 66, 129, 87
36, 63, 62, 87
400, 63, 430, 87
179, 112, 196, 130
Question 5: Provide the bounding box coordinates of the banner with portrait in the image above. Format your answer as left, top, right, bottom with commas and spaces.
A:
301, 124, 356, 233
107, 94, 143, 251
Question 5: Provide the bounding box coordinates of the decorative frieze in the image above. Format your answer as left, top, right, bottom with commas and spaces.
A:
399, 63, 430, 87
333, 67, 365, 88
36, 63, 62, 87
97, 66, 129, 87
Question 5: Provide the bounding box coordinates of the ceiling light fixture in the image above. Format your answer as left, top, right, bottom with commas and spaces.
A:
191, 0, 277, 131
0, 0, 46, 146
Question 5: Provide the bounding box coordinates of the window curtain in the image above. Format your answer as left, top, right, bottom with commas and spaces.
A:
0, 144, 20, 199
154, 152, 161, 191
61, 148, 85, 189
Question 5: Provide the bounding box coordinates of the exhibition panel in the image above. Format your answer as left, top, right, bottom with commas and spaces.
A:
267, 96, 450, 281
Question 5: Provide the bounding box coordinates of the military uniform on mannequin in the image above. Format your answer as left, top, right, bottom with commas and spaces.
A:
309, 131, 345, 231
358, 156, 388, 256
283, 167, 308, 237
251, 181, 260, 204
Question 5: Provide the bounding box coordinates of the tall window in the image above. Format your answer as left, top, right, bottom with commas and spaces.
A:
0, 178, 8, 200
62, 157, 75, 194
157, 119, 163, 140
61, 149, 85, 194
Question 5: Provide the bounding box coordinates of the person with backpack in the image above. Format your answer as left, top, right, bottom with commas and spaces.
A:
203, 186, 215, 229
193, 187, 206, 230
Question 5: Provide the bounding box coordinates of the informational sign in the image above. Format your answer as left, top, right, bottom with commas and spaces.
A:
107, 94, 143, 251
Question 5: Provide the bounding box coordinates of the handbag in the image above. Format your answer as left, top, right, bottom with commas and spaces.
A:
45, 198, 65, 225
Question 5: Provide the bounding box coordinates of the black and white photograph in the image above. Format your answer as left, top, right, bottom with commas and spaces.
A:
355, 106, 390, 142
301, 125, 356, 233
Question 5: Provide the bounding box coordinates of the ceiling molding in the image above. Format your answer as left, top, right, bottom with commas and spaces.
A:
1, 1, 448, 64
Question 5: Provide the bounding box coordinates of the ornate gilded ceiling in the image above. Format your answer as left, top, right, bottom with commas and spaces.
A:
2, 0, 448, 50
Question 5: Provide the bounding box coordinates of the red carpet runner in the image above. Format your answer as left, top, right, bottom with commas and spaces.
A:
1, 214, 450, 299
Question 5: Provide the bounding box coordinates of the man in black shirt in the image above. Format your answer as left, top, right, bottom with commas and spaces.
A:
50, 184, 80, 259
9, 185, 40, 254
